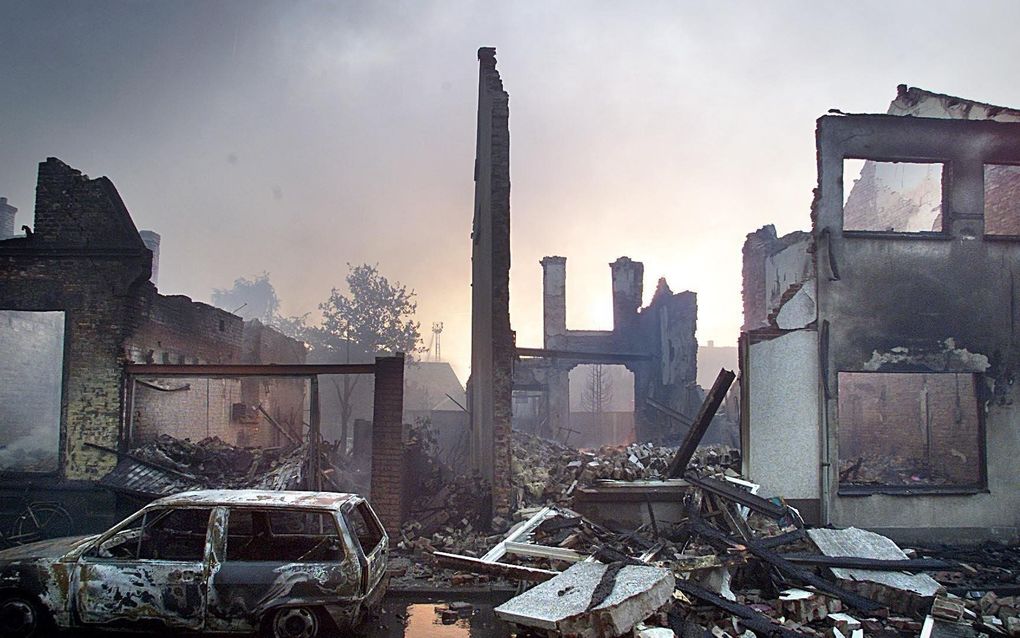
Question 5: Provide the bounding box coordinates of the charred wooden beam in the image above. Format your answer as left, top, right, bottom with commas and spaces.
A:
433, 551, 558, 582
668, 369, 736, 477
515, 347, 653, 364
126, 363, 376, 377
779, 554, 960, 572
674, 580, 808, 638
683, 517, 885, 613
685, 474, 789, 520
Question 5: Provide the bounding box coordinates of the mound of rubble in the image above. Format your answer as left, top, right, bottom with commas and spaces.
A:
512, 430, 740, 508
428, 471, 1020, 638
100, 434, 369, 498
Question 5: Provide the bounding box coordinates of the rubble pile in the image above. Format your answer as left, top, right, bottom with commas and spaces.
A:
117, 433, 369, 496
430, 469, 1020, 638
130, 434, 308, 490
511, 430, 740, 508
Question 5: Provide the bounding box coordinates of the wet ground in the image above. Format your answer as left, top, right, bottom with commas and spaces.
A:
48, 591, 515, 637
361, 591, 514, 637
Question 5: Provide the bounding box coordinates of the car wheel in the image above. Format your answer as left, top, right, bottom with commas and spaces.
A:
266, 606, 323, 638
0, 595, 48, 638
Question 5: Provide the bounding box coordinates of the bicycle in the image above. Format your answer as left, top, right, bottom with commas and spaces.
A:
0, 492, 74, 547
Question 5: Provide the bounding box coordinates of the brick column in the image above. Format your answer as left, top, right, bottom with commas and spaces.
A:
369, 355, 405, 536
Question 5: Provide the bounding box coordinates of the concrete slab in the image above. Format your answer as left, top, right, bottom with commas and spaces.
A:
494, 562, 675, 638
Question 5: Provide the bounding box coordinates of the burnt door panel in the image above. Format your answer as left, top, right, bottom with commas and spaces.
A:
75, 507, 212, 630
206, 507, 360, 632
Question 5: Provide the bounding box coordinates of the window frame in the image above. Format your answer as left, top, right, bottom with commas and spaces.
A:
981, 161, 1020, 240
0, 309, 68, 477
835, 370, 988, 496
840, 156, 950, 237
222, 506, 347, 564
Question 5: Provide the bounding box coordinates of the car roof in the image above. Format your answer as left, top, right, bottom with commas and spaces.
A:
149, 490, 361, 510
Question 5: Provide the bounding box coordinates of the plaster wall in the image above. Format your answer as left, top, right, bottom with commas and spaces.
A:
745, 329, 820, 501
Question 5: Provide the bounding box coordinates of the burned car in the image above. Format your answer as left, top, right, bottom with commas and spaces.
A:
0, 489, 389, 637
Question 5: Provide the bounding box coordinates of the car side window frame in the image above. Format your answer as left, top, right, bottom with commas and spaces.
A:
83, 506, 214, 563
222, 506, 347, 563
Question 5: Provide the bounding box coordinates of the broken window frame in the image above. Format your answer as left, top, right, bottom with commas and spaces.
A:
840, 155, 951, 238
0, 309, 68, 477
223, 506, 347, 563
981, 162, 1020, 240
835, 370, 988, 496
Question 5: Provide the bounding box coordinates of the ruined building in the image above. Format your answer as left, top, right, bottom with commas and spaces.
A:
468, 47, 514, 518
0, 158, 306, 531
514, 256, 703, 445
740, 86, 1020, 541
467, 49, 710, 518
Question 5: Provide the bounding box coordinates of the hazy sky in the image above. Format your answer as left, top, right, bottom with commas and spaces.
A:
4, 1, 1020, 381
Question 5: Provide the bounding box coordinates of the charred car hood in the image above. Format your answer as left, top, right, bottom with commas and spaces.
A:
0, 534, 98, 561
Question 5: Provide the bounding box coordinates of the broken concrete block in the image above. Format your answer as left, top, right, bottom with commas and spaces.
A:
829, 612, 862, 632
494, 562, 675, 638
636, 626, 676, 638
807, 527, 943, 615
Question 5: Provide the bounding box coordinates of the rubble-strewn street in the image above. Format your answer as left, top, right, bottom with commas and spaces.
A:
3, 4, 1020, 638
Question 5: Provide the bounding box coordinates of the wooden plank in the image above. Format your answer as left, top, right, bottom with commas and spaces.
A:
503, 541, 586, 563
433, 551, 558, 582
686, 474, 789, 519
481, 506, 555, 563
667, 368, 736, 477
779, 554, 960, 572
674, 580, 809, 638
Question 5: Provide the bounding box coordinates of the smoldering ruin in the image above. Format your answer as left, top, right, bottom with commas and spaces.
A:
2, 30, 1020, 638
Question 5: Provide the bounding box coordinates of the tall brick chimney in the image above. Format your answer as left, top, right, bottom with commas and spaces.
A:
0, 197, 17, 240
610, 256, 644, 334
139, 230, 161, 285
541, 256, 567, 349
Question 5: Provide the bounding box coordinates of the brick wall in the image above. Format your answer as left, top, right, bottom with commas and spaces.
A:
0, 159, 154, 480
369, 356, 406, 535
837, 372, 981, 485
984, 164, 1020, 236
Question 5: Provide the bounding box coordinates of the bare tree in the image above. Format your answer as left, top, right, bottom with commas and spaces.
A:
579, 364, 614, 426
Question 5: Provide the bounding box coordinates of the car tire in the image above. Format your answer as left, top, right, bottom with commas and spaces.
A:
0, 595, 50, 638
265, 606, 327, 638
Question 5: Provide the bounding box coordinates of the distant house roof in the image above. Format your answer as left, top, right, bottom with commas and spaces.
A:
405, 361, 466, 412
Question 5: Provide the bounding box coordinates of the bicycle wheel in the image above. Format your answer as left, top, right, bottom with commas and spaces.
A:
10, 504, 73, 544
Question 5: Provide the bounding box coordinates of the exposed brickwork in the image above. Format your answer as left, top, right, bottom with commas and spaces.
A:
984, 164, 1020, 236
0, 159, 153, 480
370, 355, 406, 536
838, 372, 981, 485
469, 47, 513, 518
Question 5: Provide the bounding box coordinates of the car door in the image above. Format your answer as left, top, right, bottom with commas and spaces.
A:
205, 507, 360, 633
74, 506, 213, 630
342, 500, 388, 596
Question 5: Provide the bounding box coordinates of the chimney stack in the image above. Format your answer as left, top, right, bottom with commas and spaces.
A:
139, 230, 161, 286
0, 197, 17, 240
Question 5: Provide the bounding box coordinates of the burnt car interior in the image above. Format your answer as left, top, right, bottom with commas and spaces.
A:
225, 509, 345, 562
347, 502, 384, 556
94, 507, 212, 561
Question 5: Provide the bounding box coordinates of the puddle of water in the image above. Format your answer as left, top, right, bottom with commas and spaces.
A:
364, 595, 512, 638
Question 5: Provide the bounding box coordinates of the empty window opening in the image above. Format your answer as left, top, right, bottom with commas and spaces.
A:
346, 502, 384, 555
984, 164, 1020, 236
568, 364, 635, 447
0, 310, 64, 473
838, 372, 982, 490
843, 160, 944, 232
225, 509, 344, 562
